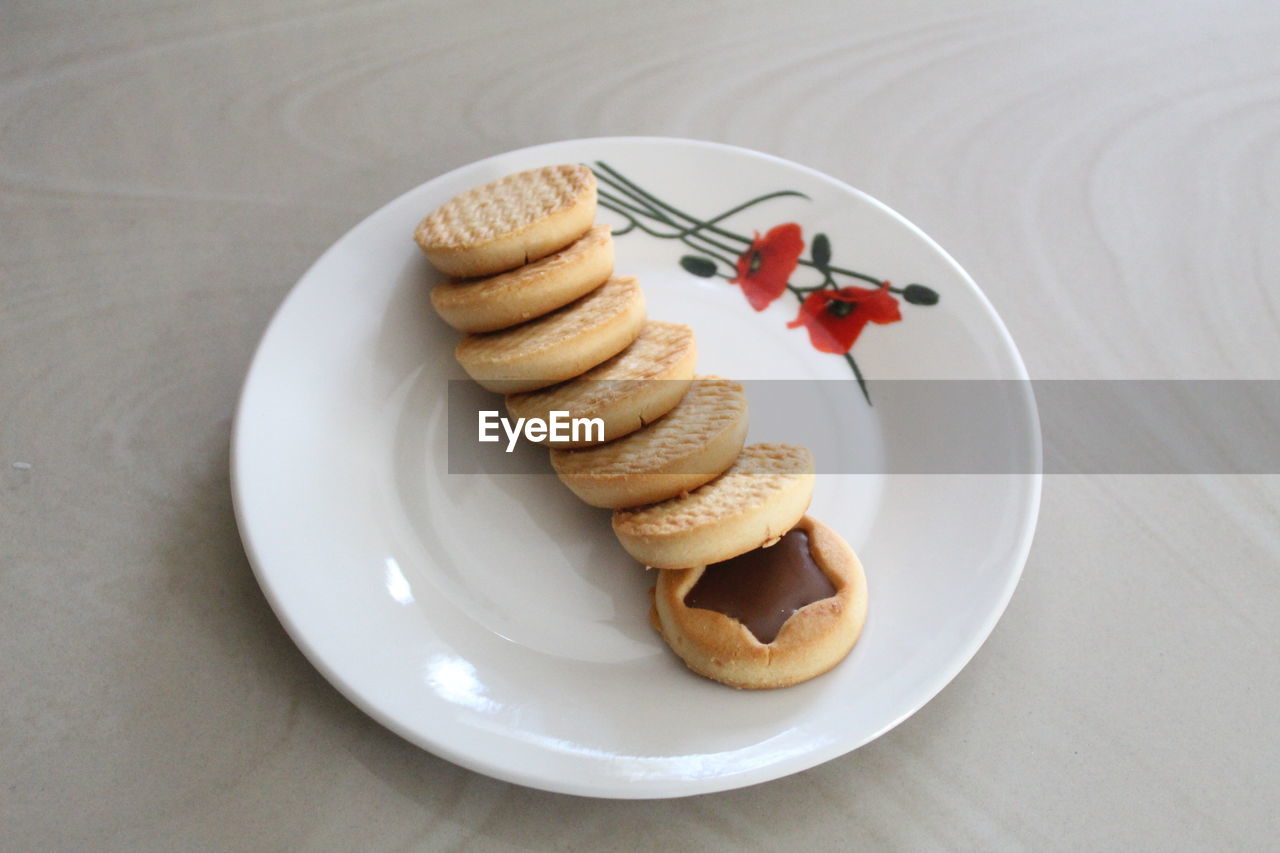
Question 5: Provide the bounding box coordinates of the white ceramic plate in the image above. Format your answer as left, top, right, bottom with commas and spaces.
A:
232, 138, 1041, 798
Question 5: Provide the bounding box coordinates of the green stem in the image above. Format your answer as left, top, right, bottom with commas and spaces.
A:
682, 240, 739, 272
596, 161, 898, 292
800, 259, 887, 289
598, 181, 745, 256
600, 194, 745, 274
685, 190, 813, 237
845, 353, 872, 405
599, 197, 690, 241
598, 189, 676, 228
595, 161, 761, 246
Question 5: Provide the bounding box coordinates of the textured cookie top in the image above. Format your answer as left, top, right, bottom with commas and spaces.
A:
550, 377, 745, 477
415, 164, 595, 251
432, 225, 611, 307
455, 276, 642, 365
507, 321, 694, 414
613, 443, 814, 535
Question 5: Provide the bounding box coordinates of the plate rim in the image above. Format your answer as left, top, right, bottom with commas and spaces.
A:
231, 135, 1043, 798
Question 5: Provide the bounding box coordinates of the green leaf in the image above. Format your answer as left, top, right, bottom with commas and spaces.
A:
811, 233, 831, 269
680, 255, 718, 278
903, 284, 939, 305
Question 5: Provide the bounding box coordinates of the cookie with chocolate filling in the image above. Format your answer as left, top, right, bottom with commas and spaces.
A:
650, 516, 867, 689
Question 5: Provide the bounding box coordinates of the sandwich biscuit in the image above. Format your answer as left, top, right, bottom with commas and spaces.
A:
550, 376, 748, 507
505, 321, 696, 448
455, 275, 646, 394
430, 225, 614, 333
612, 443, 815, 569
415, 164, 597, 277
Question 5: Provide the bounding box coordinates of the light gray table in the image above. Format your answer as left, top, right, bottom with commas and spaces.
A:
3, 1, 1277, 849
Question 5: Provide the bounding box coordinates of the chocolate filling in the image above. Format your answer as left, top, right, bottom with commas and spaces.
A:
683, 529, 837, 644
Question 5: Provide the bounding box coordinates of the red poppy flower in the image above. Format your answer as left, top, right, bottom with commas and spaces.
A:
787, 283, 902, 354
730, 223, 805, 311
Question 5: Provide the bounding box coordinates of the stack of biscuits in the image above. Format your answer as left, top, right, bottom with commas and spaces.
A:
415, 165, 869, 689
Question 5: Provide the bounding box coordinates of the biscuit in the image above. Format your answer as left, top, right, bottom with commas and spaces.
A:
415, 164, 597, 277
611, 443, 815, 569
455, 276, 646, 394
505, 321, 696, 448
550, 376, 748, 508
430, 225, 614, 333
650, 516, 868, 689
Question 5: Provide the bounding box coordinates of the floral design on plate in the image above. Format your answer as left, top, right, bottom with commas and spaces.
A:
593, 161, 940, 403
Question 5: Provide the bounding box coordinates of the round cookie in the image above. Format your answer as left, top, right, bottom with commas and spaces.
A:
505, 321, 697, 448
430, 225, 614, 333
454, 276, 646, 394
550, 376, 748, 508
651, 516, 868, 690
415, 164, 597, 277
611, 443, 815, 569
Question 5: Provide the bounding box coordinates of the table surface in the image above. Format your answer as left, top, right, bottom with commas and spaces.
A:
4, 1, 1278, 849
